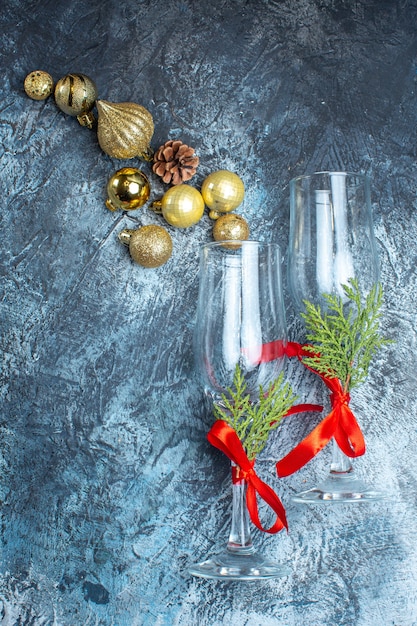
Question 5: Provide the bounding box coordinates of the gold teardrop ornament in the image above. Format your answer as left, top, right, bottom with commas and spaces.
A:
212, 213, 250, 242
96, 100, 154, 160
201, 170, 245, 214
153, 185, 205, 228
118, 225, 173, 268
54, 73, 98, 128
106, 167, 150, 212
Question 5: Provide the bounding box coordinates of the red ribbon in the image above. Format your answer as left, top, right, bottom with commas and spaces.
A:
206, 337, 362, 516
244, 339, 323, 419
248, 339, 305, 363
274, 341, 366, 478
207, 419, 288, 533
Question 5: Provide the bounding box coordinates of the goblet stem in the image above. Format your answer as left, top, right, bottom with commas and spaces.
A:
330, 438, 353, 474
227, 477, 254, 554
188, 464, 290, 580
293, 437, 386, 503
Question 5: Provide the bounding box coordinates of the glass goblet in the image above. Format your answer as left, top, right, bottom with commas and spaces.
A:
189, 240, 290, 580
287, 171, 384, 503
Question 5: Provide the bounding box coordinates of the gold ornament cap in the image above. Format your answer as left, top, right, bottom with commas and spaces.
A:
119, 225, 173, 268
24, 70, 54, 100
106, 167, 151, 212
212, 213, 250, 242
54, 73, 98, 125
201, 170, 245, 213
156, 185, 205, 228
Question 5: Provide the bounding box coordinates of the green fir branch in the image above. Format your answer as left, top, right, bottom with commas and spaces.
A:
213, 364, 297, 460
301, 279, 391, 393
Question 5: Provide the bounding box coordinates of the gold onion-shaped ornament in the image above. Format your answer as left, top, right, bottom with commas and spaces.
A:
96, 100, 154, 160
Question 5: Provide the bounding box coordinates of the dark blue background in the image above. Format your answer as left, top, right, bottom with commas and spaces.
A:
1, 1, 416, 624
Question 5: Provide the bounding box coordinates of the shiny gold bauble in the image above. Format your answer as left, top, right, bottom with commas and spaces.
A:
106, 167, 150, 212
201, 170, 245, 214
119, 225, 173, 268
24, 70, 54, 100
96, 100, 154, 160
54, 73, 98, 119
158, 185, 205, 228
212, 213, 250, 242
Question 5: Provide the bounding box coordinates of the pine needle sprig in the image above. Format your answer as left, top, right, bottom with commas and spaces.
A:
213, 364, 298, 460
301, 279, 391, 393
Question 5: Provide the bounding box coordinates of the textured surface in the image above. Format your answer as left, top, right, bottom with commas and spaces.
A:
1, 0, 417, 624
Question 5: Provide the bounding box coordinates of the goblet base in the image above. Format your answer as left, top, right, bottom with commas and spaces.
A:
293, 472, 386, 504
189, 548, 290, 581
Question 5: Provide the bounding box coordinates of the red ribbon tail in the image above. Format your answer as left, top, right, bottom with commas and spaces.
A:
284, 403, 323, 416
207, 420, 287, 533
246, 477, 288, 533
269, 403, 323, 428
334, 404, 366, 457
276, 409, 338, 477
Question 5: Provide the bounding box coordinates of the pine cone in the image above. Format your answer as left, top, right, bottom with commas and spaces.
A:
152, 140, 199, 185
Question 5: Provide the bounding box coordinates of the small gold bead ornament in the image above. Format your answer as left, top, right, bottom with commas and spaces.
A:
152, 185, 205, 228
119, 225, 173, 268
212, 213, 250, 242
201, 170, 245, 214
54, 73, 98, 128
106, 167, 151, 212
24, 70, 54, 100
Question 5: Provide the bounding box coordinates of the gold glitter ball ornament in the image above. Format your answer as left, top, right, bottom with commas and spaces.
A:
106, 167, 151, 212
119, 225, 173, 268
156, 185, 205, 228
212, 213, 250, 242
201, 170, 245, 214
96, 100, 154, 160
54, 74, 98, 127
24, 70, 54, 100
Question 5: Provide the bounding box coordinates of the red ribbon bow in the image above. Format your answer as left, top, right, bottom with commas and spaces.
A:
275, 341, 366, 478
207, 419, 288, 533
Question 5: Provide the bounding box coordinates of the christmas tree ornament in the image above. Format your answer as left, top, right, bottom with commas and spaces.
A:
54, 73, 98, 128
96, 100, 154, 160
201, 170, 245, 215
106, 167, 150, 212
152, 185, 205, 228
118, 225, 173, 268
24, 70, 54, 100
212, 213, 250, 242
152, 140, 199, 185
